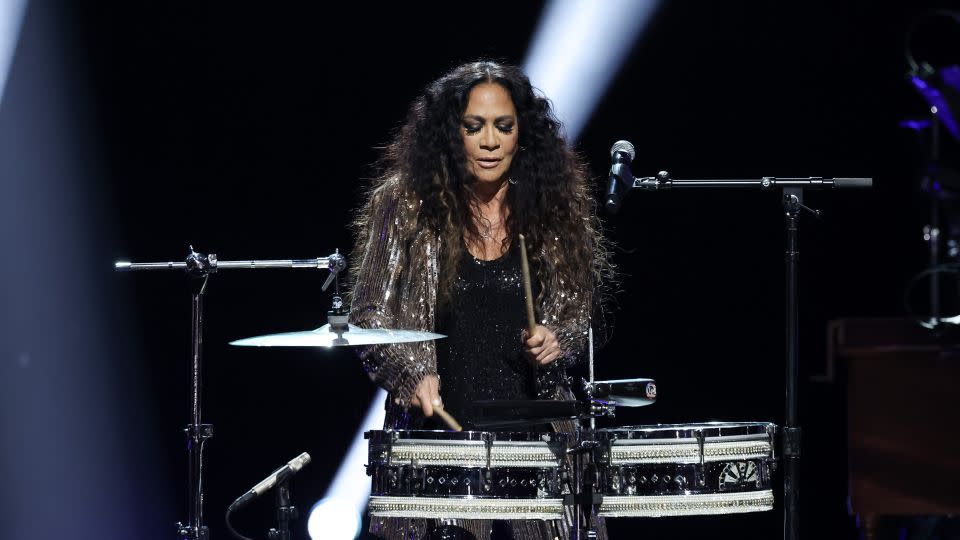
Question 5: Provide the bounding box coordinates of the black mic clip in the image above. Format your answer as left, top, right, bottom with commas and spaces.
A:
633, 170, 670, 191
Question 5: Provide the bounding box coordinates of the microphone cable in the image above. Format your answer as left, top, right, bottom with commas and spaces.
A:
225, 504, 254, 540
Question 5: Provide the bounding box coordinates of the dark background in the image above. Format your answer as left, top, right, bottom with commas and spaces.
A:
30, 1, 958, 538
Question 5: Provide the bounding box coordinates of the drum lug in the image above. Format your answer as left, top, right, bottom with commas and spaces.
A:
696, 429, 706, 487
386, 431, 399, 467
482, 432, 494, 469
410, 459, 423, 495
604, 435, 616, 466
768, 423, 779, 472
613, 465, 624, 495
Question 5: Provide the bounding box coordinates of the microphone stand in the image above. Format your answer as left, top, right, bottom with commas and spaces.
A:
267, 481, 298, 540
609, 172, 872, 540
115, 247, 343, 540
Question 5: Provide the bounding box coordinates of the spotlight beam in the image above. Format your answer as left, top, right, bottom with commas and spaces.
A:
524, 0, 661, 142
0, 0, 28, 107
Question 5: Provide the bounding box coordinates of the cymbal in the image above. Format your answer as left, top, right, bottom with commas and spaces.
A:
229, 324, 446, 347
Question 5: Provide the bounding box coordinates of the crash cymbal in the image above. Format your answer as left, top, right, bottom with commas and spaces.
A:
229, 324, 446, 347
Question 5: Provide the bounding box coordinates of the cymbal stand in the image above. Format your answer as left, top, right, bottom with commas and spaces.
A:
115, 246, 343, 539
609, 170, 872, 540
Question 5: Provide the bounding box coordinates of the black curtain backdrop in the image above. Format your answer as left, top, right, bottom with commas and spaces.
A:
70, 1, 954, 538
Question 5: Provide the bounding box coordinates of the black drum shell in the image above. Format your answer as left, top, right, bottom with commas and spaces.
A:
366, 429, 569, 500
596, 460, 773, 496
369, 465, 565, 499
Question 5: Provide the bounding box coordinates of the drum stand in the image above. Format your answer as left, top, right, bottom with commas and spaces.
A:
568, 434, 602, 540
608, 171, 872, 540
115, 247, 344, 539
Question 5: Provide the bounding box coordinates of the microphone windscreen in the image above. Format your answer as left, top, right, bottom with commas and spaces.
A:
610, 140, 635, 161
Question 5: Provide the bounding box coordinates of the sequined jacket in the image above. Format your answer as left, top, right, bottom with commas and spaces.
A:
348, 176, 595, 415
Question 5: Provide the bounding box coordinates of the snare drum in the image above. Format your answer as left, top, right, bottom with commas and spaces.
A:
594, 422, 776, 518
365, 429, 569, 521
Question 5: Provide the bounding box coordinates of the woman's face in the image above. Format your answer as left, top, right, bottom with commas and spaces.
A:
461, 82, 519, 186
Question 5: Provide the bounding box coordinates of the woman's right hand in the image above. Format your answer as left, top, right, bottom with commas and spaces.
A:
410, 374, 442, 417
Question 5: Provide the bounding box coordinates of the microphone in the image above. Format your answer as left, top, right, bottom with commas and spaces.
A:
228, 452, 311, 511
605, 140, 636, 214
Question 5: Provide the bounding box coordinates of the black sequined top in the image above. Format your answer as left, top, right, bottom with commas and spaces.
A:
435, 242, 537, 425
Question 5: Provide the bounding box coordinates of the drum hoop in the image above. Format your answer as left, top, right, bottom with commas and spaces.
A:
368, 495, 565, 521
597, 422, 775, 440
610, 433, 770, 445
367, 429, 568, 443
598, 490, 775, 518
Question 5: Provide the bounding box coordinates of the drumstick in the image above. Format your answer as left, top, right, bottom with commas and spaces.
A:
434, 406, 462, 432
518, 233, 537, 336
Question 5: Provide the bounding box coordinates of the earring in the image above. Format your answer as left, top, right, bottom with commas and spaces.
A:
508, 176, 518, 185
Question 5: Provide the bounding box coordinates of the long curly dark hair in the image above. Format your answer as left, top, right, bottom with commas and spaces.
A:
362, 59, 615, 321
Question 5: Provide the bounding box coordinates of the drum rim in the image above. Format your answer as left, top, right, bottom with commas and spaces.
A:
366, 429, 569, 442
596, 421, 775, 438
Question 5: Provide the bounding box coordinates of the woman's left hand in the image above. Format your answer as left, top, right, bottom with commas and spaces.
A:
523, 325, 562, 366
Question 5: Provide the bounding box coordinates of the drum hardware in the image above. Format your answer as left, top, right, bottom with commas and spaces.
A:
465, 398, 618, 431
602, 156, 872, 540
483, 432, 494, 470
464, 376, 654, 431
567, 433, 603, 540
696, 429, 706, 487
114, 246, 344, 540
219, 248, 448, 348
582, 377, 657, 408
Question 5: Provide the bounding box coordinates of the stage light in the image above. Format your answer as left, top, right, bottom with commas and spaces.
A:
0, 0, 26, 106
524, 0, 661, 141
307, 388, 387, 540
1, 2, 169, 538
307, 497, 362, 540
